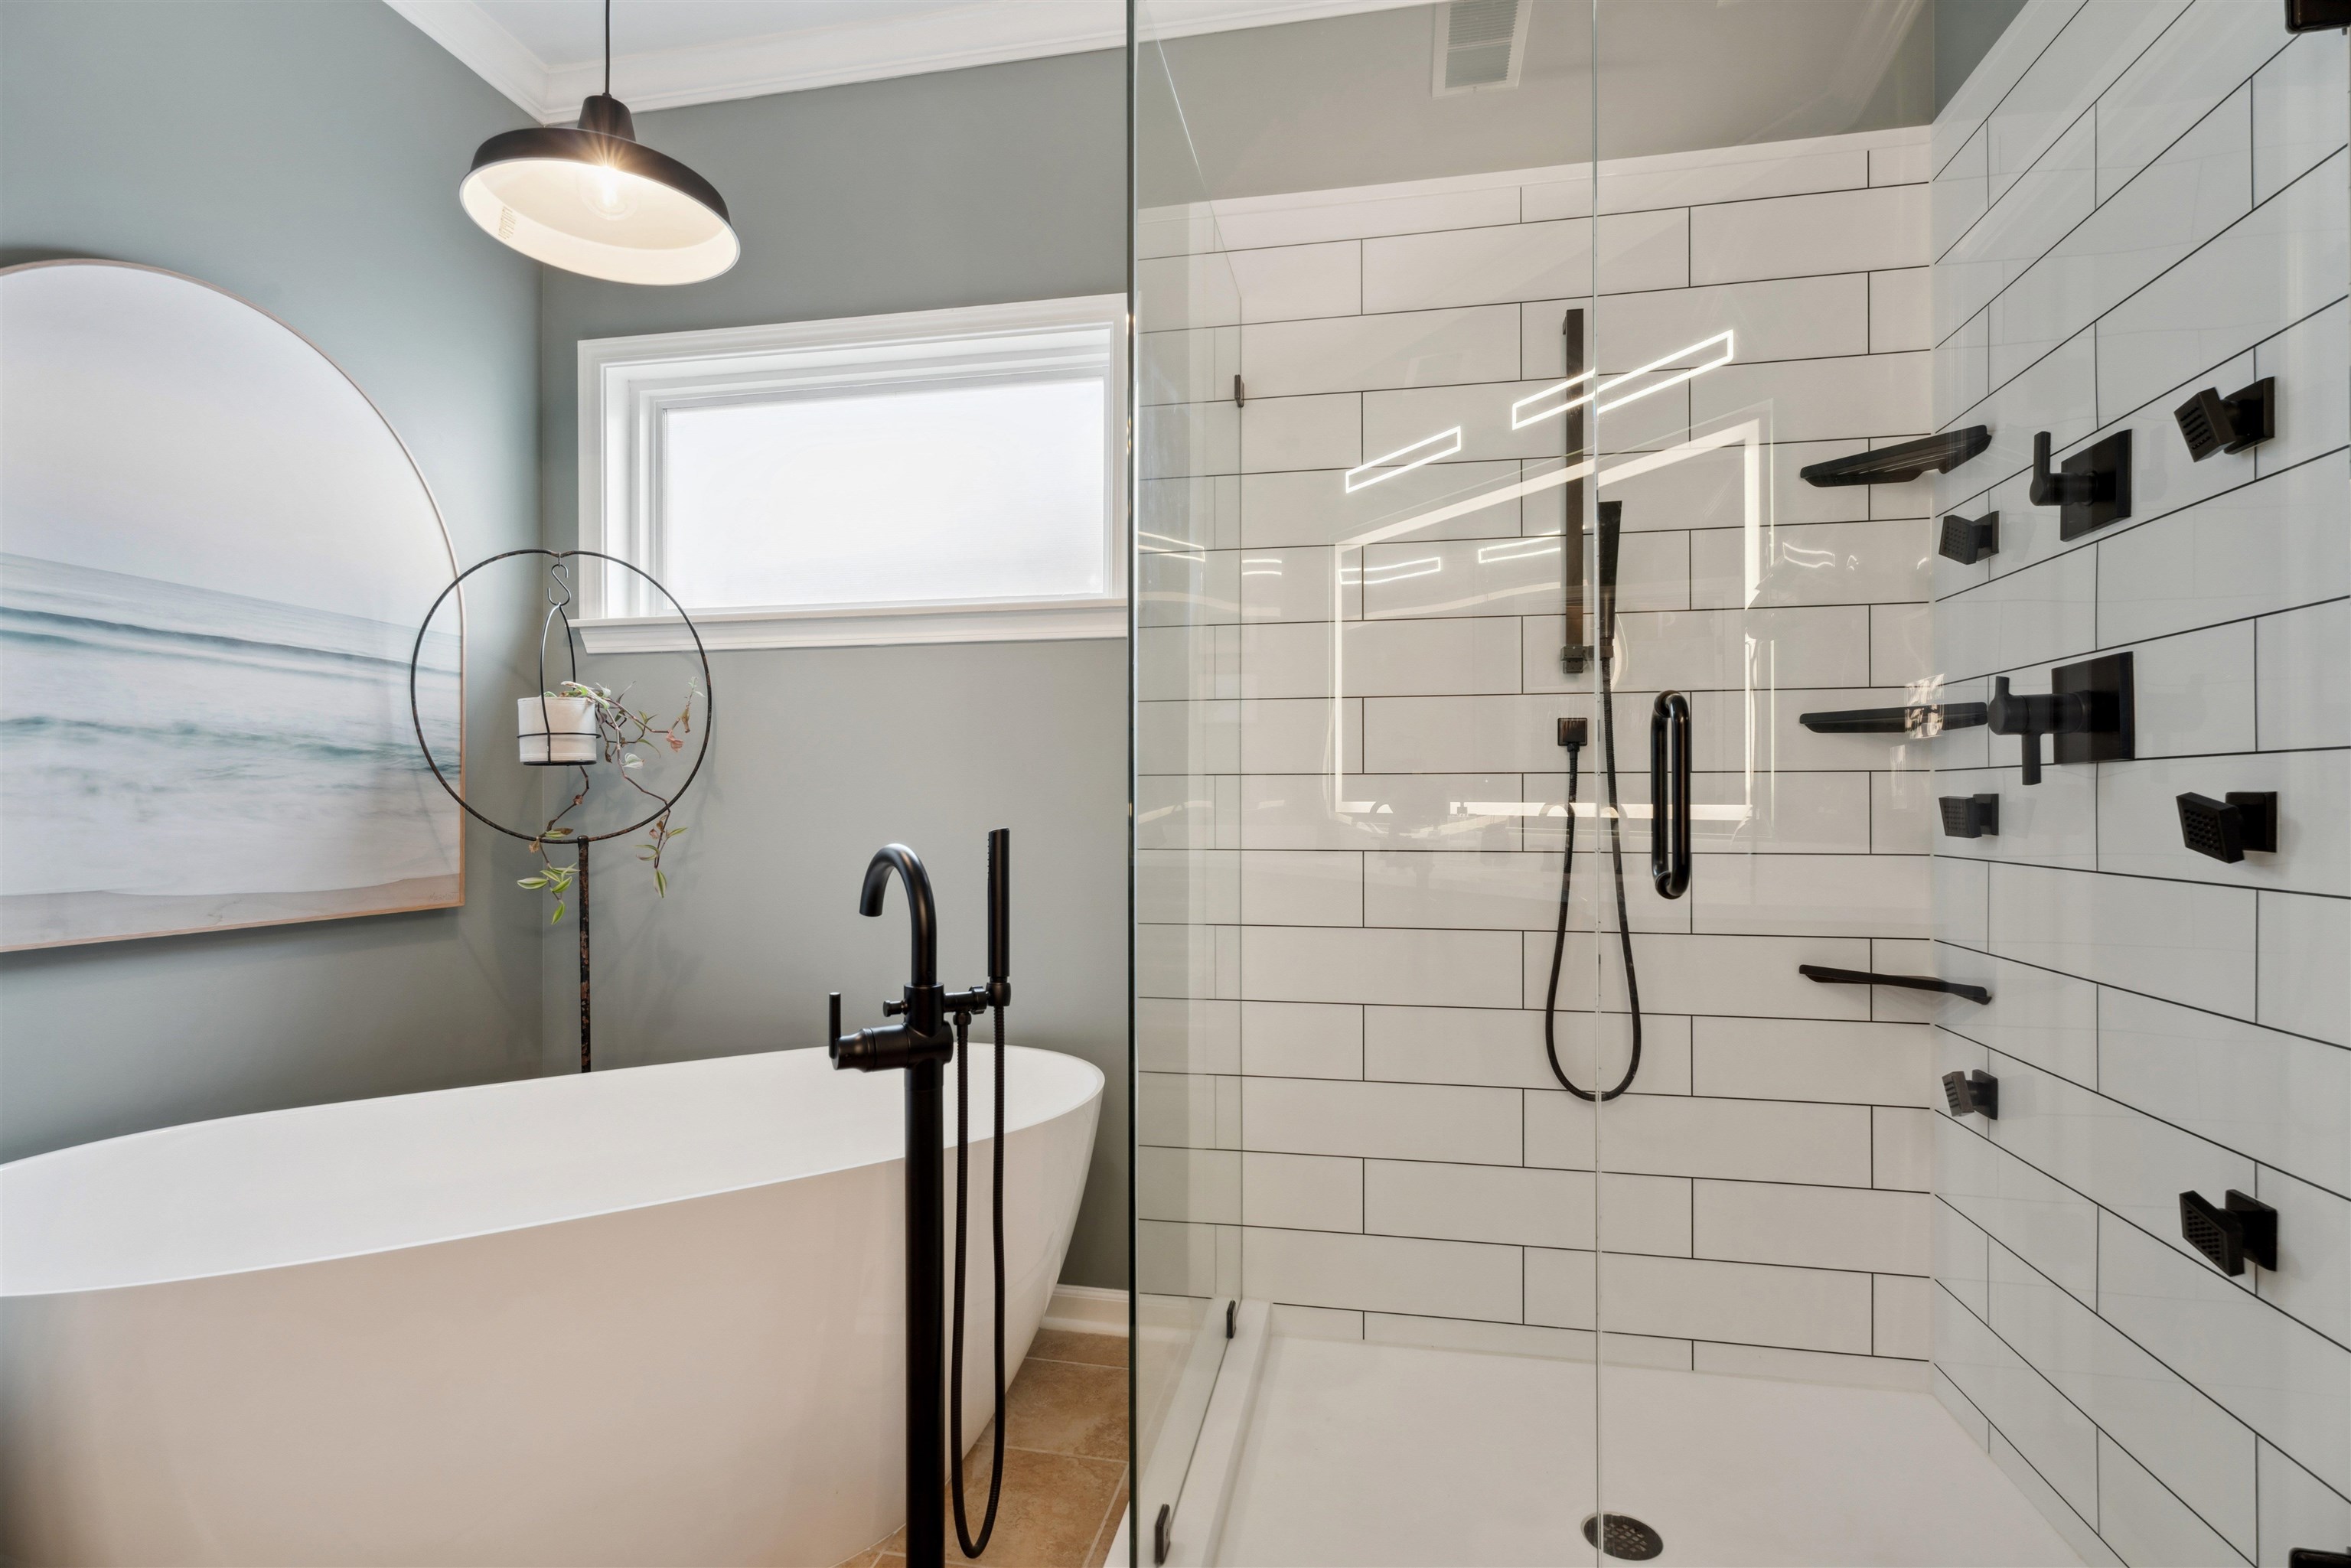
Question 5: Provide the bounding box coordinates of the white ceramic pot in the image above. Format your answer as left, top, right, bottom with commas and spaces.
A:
517, 694, 599, 765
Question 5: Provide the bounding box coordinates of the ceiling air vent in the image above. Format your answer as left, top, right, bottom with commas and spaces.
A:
1433, 0, 1530, 96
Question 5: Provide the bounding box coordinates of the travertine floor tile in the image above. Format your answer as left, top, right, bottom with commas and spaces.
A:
833, 1332, 1131, 1568
1030, 1328, 1129, 1368
1003, 1358, 1127, 1462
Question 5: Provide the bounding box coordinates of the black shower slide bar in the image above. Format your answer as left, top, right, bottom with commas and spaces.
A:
1798, 964, 1991, 1006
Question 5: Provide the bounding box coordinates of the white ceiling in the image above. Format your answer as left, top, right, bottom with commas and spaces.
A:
388, 0, 1430, 123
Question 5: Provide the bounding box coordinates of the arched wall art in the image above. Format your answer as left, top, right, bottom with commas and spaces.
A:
0, 260, 465, 949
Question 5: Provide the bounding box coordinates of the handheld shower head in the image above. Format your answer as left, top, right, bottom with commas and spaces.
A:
1595, 500, 1623, 660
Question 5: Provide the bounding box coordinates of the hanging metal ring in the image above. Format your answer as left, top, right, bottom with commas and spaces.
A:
407, 548, 715, 846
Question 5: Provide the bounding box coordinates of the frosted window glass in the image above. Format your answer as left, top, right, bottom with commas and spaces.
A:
659, 377, 1106, 611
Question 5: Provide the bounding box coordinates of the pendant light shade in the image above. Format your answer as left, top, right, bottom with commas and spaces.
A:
461, 90, 738, 286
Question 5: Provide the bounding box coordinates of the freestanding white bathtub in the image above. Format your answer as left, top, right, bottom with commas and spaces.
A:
0, 1044, 1104, 1567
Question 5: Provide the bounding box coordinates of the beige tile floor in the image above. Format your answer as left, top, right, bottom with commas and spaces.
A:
835, 1328, 1128, 1568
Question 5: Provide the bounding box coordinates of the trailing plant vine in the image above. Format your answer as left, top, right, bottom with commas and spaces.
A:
517, 678, 701, 923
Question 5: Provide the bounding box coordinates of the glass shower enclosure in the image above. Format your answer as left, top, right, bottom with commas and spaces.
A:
1131, 2, 2349, 1565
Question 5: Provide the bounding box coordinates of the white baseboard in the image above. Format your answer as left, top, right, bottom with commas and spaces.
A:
1044, 1283, 1129, 1337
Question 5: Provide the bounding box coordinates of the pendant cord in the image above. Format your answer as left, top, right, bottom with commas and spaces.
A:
603, 0, 611, 97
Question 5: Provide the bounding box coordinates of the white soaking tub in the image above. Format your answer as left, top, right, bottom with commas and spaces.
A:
0, 1044, 1104, 1567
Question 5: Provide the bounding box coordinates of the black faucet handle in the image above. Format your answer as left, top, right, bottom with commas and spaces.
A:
1989, 677, 2046, 785
830, 991, 871, 1071
2029, 431, 2070, 506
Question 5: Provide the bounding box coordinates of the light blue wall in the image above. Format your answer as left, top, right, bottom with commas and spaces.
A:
0, 6, 1132, 1290
532, 56, 1134, 1287
0, 0, 548, 1159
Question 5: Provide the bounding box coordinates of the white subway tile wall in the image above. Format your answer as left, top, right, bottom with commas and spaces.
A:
1928, 8, 2349, 1566
1138, 121, 1947, 1389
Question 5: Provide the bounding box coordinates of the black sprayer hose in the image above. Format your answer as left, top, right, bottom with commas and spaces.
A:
1541, 658, 1645, 1103
948, 1006, 1007, 1557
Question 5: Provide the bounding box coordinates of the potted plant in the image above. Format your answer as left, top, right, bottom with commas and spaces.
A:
517, 692, 599, 765
517, 680, 699, 922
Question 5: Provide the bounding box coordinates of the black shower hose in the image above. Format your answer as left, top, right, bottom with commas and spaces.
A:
948, 1004, 1006, 1557
1542, 649, 1645, 1102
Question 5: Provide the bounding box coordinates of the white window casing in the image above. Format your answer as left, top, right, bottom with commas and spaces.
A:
575, 294, 1127, 652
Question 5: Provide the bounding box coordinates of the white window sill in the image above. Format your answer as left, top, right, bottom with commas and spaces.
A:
573, 596, 1127, 653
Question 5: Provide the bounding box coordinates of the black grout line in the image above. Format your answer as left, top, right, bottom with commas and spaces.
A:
1925, 939, 2351, 1057
1939, 1252, 2272, 1562
1147, 69, 2346, 1520
1942, 1194, 2301, 1473
1935, 1111, 2351, 1357
1936, 148, 2348, 416
1926, 0, 2084, 187
1257, 1296, 1938, 1367
1935, 294, 2344, 472
1932, 1286, 2110, 1546
1231, 1216, 1927, 1283
1930, 3, 2276, 266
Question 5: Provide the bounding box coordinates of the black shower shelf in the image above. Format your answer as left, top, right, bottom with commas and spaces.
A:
1798, 702, 1988, 735
1800, 427, 1991, 487
1799, 964, 1991, 1005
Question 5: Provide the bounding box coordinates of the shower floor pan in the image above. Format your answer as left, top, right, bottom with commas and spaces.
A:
1215, 1334, 2081, 1567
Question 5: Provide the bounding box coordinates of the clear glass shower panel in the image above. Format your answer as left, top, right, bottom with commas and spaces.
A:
1130, 32, 1243, 1560
1136, 1, 2351, 1563
1131, 2, 1608, 1560
1582, 1, 1945, 1557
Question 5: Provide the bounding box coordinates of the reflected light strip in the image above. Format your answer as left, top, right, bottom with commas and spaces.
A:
1332, 417, 1769, 817
1510, 331, 1736, 429
1508, 367, 1595, 430
1344, 426, 1462, 492
1335, 417, 1756, 560
1136, 528, 1205, 562
1344, 556, 1443, 586
1453, 801, 1756, 821
1475, 538, 1560, 564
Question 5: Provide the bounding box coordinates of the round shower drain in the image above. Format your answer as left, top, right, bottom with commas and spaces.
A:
1582, 1513, 1665, 1561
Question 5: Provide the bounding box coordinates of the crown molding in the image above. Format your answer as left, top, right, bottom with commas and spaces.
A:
386, 0, 553, 119
390, 0, 1427, 124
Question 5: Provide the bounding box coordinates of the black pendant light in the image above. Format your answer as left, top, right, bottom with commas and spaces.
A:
459, 0, 739, 285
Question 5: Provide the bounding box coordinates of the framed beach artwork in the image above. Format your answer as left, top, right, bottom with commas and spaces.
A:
0, 260, 464, 950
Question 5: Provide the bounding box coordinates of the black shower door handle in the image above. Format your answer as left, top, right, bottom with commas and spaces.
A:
1651, 691, 1692, 900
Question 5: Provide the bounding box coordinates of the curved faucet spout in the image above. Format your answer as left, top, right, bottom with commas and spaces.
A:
859, 843, 937, 986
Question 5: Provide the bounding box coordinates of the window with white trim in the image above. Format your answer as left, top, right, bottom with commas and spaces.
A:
576, 295, 1126, 650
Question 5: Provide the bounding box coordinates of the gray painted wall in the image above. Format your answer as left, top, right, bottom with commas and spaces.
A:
0, 0, 547, 1161
533, 53, 1133, 1288
1935, 0, 2028, 112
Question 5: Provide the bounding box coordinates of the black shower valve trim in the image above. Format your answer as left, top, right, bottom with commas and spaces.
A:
2180, 1188, 2277, 1276
1987, 677, 2083, 787
2030, 429, 2131, 540
1987, 654, 2134, 786
2177, 792, 2278, 863
2284, 0, 2351, 34
1939, 510, 1999, 566
2176, 377, 2274, 461
1939, 794, 1999, 839
1942, 1070, 1998, 1120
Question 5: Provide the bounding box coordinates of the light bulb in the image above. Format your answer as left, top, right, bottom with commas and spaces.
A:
588, 166, 637, 221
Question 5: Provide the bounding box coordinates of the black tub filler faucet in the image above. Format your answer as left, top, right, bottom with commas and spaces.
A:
829, 833, 1013, 1568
